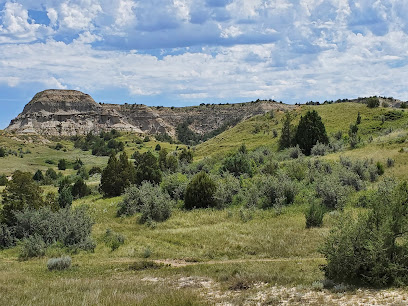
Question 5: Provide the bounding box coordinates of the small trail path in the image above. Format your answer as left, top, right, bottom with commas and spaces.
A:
153, 256, 325, 267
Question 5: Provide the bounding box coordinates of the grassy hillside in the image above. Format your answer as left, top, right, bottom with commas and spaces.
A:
0, 131, 184, 176
2, 102, 408, 304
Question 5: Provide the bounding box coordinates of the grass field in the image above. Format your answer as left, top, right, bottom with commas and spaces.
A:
0, 196, 329, 305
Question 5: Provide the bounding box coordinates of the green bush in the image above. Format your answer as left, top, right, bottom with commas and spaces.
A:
13, 206, 94, 251
305, 201, 325, 228
0, 224, 15, 249
316, 175, 348, 209
366, 96, 380, 108
321, 180, 408, 287
71, 178, 91, 199
311, 141, 329, 156
47, 256, 72, 271
1, 171, 44, 226
184, 171, 217, 209
58, 159, 67, 170
155, 144, 161, 151
134, 151, 162, 185
213, 172, 241, 208
103, 229, 125, 251
33, 170, 44, 182
88, 166, 102, 176
294, 110, 329, 155
0, 174, 8, 186
161, 173, 188, 200
101, 152, 136, 197
58, 186, 73, 208
19, 234, 46, 260
45, 168, 58, 180
118, 182, 172, 224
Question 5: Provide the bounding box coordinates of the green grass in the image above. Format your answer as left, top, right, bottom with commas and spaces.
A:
0, 132, 185, 176
2, 102, 408, 304
0, 194, 328, 305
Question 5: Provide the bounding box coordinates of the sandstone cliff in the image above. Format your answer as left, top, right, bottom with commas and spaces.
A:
6, 89, 294, 137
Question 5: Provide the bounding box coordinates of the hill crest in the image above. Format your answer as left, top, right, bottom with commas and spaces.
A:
6, 89, 294, 137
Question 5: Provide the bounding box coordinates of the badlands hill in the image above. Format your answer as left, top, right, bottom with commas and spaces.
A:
6, 89, 293, 136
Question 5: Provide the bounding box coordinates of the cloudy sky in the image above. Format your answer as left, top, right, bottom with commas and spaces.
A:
1, 0, 408, 128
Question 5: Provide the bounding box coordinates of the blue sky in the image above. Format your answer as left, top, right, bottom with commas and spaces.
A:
1, 0, 408, 129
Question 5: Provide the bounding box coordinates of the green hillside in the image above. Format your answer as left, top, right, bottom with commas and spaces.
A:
2, 102, 408, 304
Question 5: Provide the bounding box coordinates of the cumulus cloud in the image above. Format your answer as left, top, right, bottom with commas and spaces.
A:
1, 0, 408, 113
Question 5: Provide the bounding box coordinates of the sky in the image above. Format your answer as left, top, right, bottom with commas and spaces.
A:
1, 0, 408, 129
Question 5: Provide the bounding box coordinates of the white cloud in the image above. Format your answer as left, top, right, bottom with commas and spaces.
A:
1, 0, 408, 106
59, 1, 102, 31
0, 2, 41, 43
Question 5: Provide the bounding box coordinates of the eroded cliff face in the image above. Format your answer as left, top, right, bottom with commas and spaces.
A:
6, 89, 294, 136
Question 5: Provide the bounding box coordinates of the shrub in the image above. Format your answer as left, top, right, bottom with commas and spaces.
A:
103, 229, 125, 251
45, 168, 58, 180
58, 186, 73, 208
321, 180, 408, 287
88, 166, 102, 176
316, 176, 348, 209
73, 158, 83, 170
55, 143, 63, 150
279, 112, 295, 150
184, 171, 217, 209
143, 136, 150, 142
161, 173, 188, 200
294, 110, 329, 155
0, 224, 15, 249
179, 148, 193, 164
376, 162, 385, 175
213, 172, 241, 208
101, 152, 136, 197
222, 151, 253, 177
134, 151, 162, 185
1, 171, 44, 226
339, 169, 364, 191
305, 201, 325, 228
58, 159, 67, 170
0, 174, 8, 186
366, 96, 380, 108
311, 141, 328, 156
33, 170, 44, 182
71, 178, 91, 199
117, 182, 172, 223
387, 158, 395, 168
260, 175, 298, 209
155, 144, 161, 151
0, 147, 5, 157
47, 256, 72, 271
19, 234, 46, 260
14, 206, 94, 251
288, 145, 302, 159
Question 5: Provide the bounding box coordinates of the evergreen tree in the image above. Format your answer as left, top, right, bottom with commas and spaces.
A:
58, 159, 67, 170
71, 178, 91, 199
45, 168, 58, 180
33, 170, 44, 182
100, 152, 136, 197
58, 186, 73, 208
279, 112, 295, 150
135, 151, 162, 185
294, 110, 329, 155
158, 148, 168, 171
100, 154, 122, 197
1, 171, 44, 225
356, 112, 361, 125
179, 148, 193, 164
184, 171, 217, 209
119, 152, 136, 187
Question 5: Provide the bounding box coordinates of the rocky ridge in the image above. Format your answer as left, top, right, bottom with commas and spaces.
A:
6, 89, 294, 137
